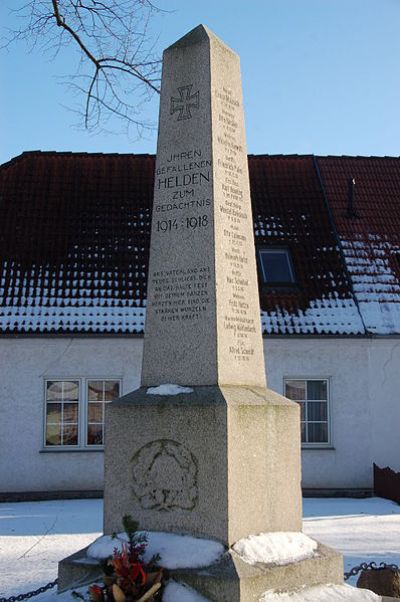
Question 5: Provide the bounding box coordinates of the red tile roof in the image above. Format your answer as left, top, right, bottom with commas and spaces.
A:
0, 151, 399, 335
317, 156, 400, 334
249, 155, 363, 334
0, 152, 154, 333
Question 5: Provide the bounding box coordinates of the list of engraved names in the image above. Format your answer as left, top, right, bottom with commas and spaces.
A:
215, 86, 256, 362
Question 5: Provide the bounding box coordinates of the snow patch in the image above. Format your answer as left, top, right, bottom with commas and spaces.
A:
260, 583, 381, 601
87, 531, 224, 569
233, 532, 318, 566
2, 497, 400, 599
146, 384, 194, 396
162, 580, 211, 602
341, 235, 400, 334
261, 298, 364, 335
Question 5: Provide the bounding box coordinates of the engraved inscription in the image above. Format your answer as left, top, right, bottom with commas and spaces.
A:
155, 147, 211, 213
170, 85, 200, 121
131, 440, 198, 511
215, 85, 256, 363
149, 143, 214, 323
151, 265, 212, 322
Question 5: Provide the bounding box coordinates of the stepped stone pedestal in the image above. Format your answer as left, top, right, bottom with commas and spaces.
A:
58, 24, 381, 602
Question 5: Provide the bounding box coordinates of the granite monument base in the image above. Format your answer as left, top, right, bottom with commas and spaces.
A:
58, 543, 397, 601
58, 540, 344, 601
103, 386, 302, 545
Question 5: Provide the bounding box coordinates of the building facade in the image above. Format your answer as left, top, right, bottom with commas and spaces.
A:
1, 152, 399, 496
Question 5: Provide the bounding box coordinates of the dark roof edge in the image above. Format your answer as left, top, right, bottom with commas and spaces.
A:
3, 151, 400, 171
0, 150, 156, 170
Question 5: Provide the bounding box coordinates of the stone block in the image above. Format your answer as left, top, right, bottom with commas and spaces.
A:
103, 385, 301, 545
173, 542, 343, 601
58, 546, 101, 593
358, 568, 400, 598
57, 541, 342, 601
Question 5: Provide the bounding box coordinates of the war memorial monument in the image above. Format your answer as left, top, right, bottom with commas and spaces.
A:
58, 24, 394, 602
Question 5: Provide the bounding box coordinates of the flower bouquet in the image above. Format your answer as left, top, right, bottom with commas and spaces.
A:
74, 516, 164, 602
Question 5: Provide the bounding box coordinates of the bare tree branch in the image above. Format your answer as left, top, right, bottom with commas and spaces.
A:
3, 0, 163, 135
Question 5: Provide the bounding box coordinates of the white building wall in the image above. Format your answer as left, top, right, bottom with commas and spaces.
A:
367, 338, 400, 473
0, 337, 143, 493
0, 336, 399, 493
265, 337, 400, 490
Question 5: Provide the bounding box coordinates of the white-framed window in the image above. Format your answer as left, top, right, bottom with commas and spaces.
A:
284, 378, 330, 446
44, 378, 121, 448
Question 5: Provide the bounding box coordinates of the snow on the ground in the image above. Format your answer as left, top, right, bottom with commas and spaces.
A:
302, 497, 400, 584
260, 583, 381, 601
87, 531, 225, 569
31, 581, 212, 602
1, 496, 400, 600
146, 384, 194, 395
0, 499, 102, 597
163, 580, 211, 602
233, 532, 317, 566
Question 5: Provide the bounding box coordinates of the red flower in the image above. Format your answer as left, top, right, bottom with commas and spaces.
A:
129, 562, 147, 586
88, 584, 103, 602
111, 545, 147, 587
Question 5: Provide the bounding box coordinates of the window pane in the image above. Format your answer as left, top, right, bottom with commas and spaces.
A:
46, 403, 62, 422
63, 403, 78, 423
87, 424, 103, 445
46, 423, 61, 445
285, 380, 306, 401
307, 380, 327, 400
260, 250, 294, 283
86, 380, 120, 446
88, 402, 103, 422
104, 381, 120, 401
308, 423, 328, 443
287, 378, 329, 445
46, 381, 63, 401
307, 401, 327, 421
45, 381, 79, 447
63, 424, 78, 445
63, 381, 79, 401
88, 381, 103, 401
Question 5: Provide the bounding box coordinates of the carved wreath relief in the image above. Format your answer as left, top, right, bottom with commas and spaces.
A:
170, 85, 200, 121
131, 439, 198, 511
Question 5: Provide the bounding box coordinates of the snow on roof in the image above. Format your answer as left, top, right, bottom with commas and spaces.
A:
0, 152, 399, 335
0, 152, 153, 334
250, 155, 364, 335
317, 156, 400, 334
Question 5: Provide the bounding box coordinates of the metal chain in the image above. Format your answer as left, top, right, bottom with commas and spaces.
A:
344, 562, 400, 581
2, 564, 399, 598
0, 579, 58, 602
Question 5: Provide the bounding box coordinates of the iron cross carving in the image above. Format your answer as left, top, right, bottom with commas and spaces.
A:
170, 85, 200, 121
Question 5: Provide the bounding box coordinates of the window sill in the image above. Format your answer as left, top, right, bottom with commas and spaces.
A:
40, 447, 104, 453
301, 445, 335, 451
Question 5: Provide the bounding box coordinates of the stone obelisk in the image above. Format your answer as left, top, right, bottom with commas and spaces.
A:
104, 25, 302, 544
141, 27, 266, 389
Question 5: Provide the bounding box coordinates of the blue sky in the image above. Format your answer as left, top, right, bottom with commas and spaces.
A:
2, 0, 400, 165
